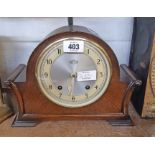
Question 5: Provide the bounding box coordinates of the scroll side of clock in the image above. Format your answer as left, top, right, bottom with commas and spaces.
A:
3, 26, 142, 126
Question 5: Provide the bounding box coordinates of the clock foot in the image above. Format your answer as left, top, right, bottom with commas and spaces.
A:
108, 116, 134, 126
12, 115, 39, 127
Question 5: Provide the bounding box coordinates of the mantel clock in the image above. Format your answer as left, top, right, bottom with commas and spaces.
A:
4, 25, 141, 126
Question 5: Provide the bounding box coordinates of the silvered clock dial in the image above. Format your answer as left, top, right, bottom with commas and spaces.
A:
35, 38, 112, 108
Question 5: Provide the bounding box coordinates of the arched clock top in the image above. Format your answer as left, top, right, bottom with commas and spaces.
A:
26, 26, 120, 82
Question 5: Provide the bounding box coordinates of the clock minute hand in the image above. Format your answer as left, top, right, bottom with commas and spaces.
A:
67, 73, 76, 95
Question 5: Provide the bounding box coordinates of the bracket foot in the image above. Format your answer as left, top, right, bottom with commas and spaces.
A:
12, 115, 39, 127
108, 116, 134, 126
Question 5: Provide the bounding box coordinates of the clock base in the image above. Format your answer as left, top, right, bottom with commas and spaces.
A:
5, 64, 142, 127
12, 114, 133, 127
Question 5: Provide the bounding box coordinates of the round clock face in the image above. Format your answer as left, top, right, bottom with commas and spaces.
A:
35, 37, 112, 108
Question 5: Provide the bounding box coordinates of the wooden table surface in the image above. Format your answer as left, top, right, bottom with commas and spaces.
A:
0, 103, 155, 137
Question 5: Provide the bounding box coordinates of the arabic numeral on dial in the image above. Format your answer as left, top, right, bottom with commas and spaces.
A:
44, 72, 48, 78
97, 59, 101, 65
100, 72, 103, 77
72, 96, 75, 101
59, 92, 62, 98
85, 93, 88, 98
58, 49, 61, 55
68, 43, 79, 49
95, 85, 98, 89
87, 49, 90, 54
46, 59, 52, 64
49, 85, 52, 89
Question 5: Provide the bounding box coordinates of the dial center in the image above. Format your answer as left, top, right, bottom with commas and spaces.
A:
71, 73, 76, 78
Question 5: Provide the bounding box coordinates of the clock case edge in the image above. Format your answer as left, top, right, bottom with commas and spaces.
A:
4, 26, 142, 127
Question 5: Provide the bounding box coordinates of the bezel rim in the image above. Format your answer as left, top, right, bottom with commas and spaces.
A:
35, 37, 112, 108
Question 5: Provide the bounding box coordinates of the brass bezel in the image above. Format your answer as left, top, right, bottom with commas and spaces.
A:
35, 37, 112, 108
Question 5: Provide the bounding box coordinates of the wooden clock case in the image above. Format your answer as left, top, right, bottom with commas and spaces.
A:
4, 26, 142, 127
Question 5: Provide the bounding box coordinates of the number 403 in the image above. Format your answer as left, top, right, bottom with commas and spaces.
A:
68, 43, 79, 50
